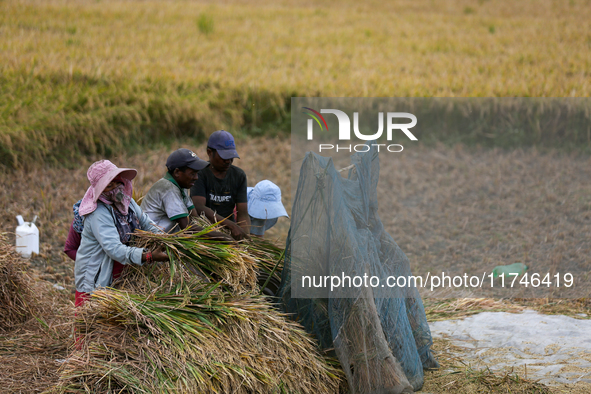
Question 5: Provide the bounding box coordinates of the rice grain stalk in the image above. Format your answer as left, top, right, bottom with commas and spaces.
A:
191, 214, 286, 290
245, 236, 285, 287
133, 224, 257, 293
54, 282, 343, 393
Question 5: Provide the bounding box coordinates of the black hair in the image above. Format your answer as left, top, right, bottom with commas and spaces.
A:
207, 147, 223, 159
167, 165, 189, 175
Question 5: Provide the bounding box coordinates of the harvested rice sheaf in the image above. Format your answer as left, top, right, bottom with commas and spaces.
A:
191, 214, 285, 288
53, 229, 343, 393
134, 225, 259, 293
0, 233, 38, 331
56, 283, 343, 393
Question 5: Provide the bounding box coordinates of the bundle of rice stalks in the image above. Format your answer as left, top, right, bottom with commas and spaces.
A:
134, 224, 258, 293
0, 233, 38, 331
54, 282, 343, 393
191, 214, 286, 293
51, 222, 343, 393
191, 213, 230, 236
246, 237, 284, 295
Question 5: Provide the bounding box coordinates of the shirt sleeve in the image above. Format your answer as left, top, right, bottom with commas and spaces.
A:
162, 188, 190, 221
64, 222, 81, 261
134, 200, 164, 234
236, 170, 248, 204
185, 194, 195, 212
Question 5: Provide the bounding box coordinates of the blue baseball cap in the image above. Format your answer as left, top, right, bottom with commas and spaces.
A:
208, 130, 239, 160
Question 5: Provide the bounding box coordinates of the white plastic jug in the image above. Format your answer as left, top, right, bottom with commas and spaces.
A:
15, 215, 39, 259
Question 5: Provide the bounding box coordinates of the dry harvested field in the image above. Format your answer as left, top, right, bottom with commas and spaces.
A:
2, 138, 591, 392
377, 144, 591, 299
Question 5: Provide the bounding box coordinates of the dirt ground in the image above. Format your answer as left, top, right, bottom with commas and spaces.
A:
291, 139, 591, 299
1, 137, 591, 393
376, 143, 591, 299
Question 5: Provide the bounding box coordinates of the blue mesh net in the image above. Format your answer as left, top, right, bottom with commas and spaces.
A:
278, 145, 438, 393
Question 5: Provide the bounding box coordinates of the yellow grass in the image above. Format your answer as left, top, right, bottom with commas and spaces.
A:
2, 0, 590, 97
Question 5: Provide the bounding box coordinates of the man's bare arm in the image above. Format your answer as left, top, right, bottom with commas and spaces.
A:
235, 202, 251, 234
191, 195, 249, 240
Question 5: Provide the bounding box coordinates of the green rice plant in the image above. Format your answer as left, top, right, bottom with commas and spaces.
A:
196, 13, 214, 35
0, 69, 289, 169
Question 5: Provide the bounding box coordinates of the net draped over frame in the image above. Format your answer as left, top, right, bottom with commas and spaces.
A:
278, 145, 437, 393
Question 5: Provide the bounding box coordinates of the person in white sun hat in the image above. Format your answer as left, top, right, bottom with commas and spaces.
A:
247, 180, 289, 238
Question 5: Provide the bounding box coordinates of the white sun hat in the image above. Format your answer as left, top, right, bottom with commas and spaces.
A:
247, 180, 289, 220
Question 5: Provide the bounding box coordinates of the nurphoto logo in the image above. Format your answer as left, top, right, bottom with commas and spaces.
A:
302, 107, 418, 153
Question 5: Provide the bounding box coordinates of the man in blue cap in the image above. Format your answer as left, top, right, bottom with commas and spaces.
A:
191, 130, 251, 240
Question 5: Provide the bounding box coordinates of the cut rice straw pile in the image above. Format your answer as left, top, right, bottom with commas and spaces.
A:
423, 337, 553, 394
0, 233, 39, 331
51, 227, 342, 393
0, 234, 71, 393
424, 298, 524, 322
190, 214, 286, 289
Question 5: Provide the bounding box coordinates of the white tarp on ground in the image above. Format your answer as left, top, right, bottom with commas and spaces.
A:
429, 310, 591, 385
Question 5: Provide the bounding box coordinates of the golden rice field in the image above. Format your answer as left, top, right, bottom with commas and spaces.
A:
1, 0, 591, 167
3, 0, 591, 96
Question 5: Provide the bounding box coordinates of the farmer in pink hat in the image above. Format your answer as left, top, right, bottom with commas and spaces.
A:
74, 160, 168, 307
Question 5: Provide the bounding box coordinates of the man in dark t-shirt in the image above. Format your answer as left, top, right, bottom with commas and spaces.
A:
191, 130, 250, 240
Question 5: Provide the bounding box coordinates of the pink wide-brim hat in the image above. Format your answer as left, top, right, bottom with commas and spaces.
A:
78, 160, 137, 216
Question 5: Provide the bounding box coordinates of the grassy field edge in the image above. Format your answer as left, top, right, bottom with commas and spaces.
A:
2, 70, 591, 169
